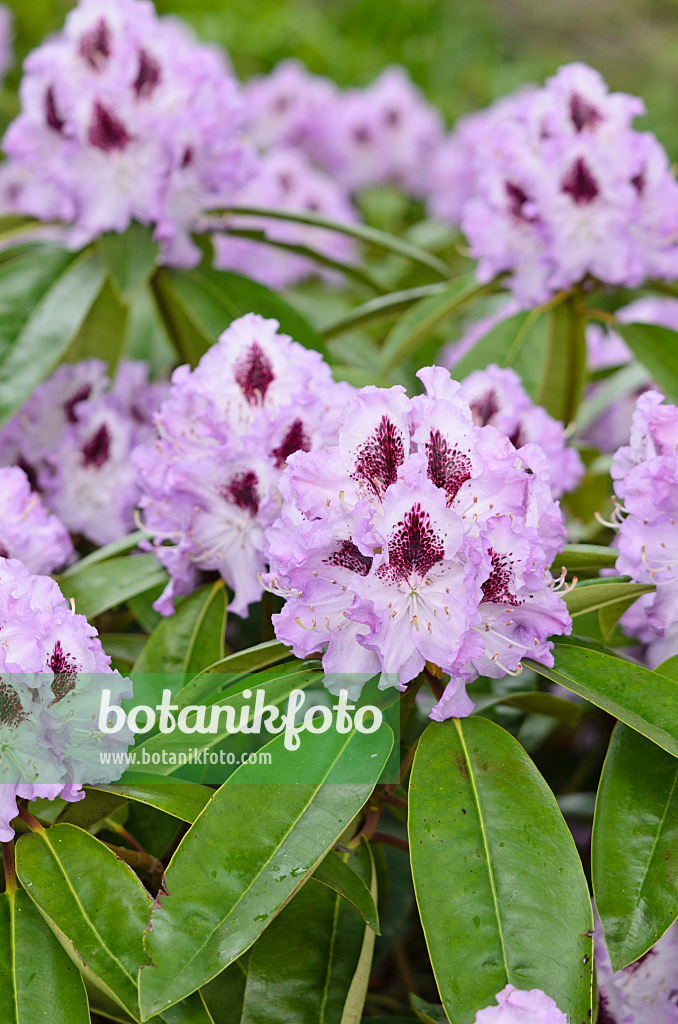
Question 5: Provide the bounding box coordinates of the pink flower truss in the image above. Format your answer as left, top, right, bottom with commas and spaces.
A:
262, 367, 570, 718
474, 985, 567, 1024
134, 312, 353, 617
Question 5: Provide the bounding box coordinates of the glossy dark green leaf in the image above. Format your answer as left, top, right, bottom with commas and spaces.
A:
0, 886, 90, 1023
62, 531, 147, 576
409, 719, 592, 1024
59, 554, 168, 619
205, 205, 450, 279
99, 223, 159, 298
138, 725, 393, 1017
0, 246, 106, 426
199, 960, 249, 1023
56, 788, 128, 829
240, 842, 377, 1024
15, 824, 155, 1020
550, 545, 619, 575
598, 594, 644, 641
380, 278, 492, 372
526, 642, 678, 758
563, 579, 654, 617
321, 283, 449, 339
153, 264, 327, 364
132, 582, 226, 679
100, 633, 148, 666
535, 298, 587, 423
592, 723, 678, 970
314, 845, 380, 933
453, 308, 549, 399
87, 780, 213, 822
616, 322, 678, 402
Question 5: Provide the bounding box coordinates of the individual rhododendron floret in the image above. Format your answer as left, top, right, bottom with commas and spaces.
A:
0, 358, 166, 546
0, 0, 255, 265
473, 985, 567, 1023
458, 365, 584, 499
429, 62, 678, 304
262, 367, 571, 719
134, 312, 353, 618
594, 915, 678, 1023
0, 465, 73, 573
609, 390, 678, 666
0, 557, 133, 841
213, 147, 359, 289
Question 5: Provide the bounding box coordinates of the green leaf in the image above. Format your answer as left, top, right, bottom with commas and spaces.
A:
87, 780, 213, 822
99, 223, 159, 298
173, 640, 293, 706
0, 246, 107, 427
535, 298, 587, 423
138, 725, 394, 1017
15, 824, 156, 1020
239, 842, 377, 1024
321, 283, 449, 340
563, 579, 654, 617
472, 690, 582, 727
204, 205, 451, 279
550, 545, 619, 575
380, 278, 493, 372
409, 719, 592, 1024
56, 788, 128, 830
62, 531, 147, 576
199, 960, 249, 1023
410, 995, 448, 1024
0, 886, 90, 1023
100, 633, 148, 666
64, 276, 128, 369
453, 308, 549, 399
526, 643, 678, 758
314, 845, 381, 934
616, 322, 678, 402
59, 554, 168, 619
657, 655, 678, 682
153, 265, 327, 365
132, 582, 226, 679
598, 595, 643, 642
592, 723, 678, 970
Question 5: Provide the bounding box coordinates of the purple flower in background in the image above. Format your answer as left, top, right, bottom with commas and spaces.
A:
262, 367, 570, 716
0, 359, 166, 546
0, 0, 255, 265
213, 147, 359, 289
316, 66, 444, 195
429, 63, 678, 303
0, 465, 73, 573
134, 313, 353, 617
0, 557, 133, 841
458, 364, 584, 498
0, 5, 13, 87
610, 390, 678, 666
473, 984, 567, 1023
594, 915, 678, 1024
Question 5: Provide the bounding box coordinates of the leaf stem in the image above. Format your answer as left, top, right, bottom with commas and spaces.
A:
2, 841, 16, 894
371, 831, 409, 853
17, 806, 47, 833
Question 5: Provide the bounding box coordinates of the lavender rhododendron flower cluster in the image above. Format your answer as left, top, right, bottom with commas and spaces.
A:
0, 465, 73, 574
134, 312, 353, 617
610, 389, 678, 666
213, 147, 359, 289
0, 0, 254, 266
428, 63, 678, 304
0, 358, 167, 546
473, 985, 567, 1023
0, 557, 132, 841
245, 62, 444, 197
262, 367, 571, 718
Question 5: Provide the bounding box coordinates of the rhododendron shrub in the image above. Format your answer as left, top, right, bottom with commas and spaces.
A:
0, 3, 677, 1023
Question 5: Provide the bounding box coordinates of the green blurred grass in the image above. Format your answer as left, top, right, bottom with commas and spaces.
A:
5, 0, 678, 155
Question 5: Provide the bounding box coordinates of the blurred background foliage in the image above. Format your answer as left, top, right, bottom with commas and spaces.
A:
5, 0, 678, 157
